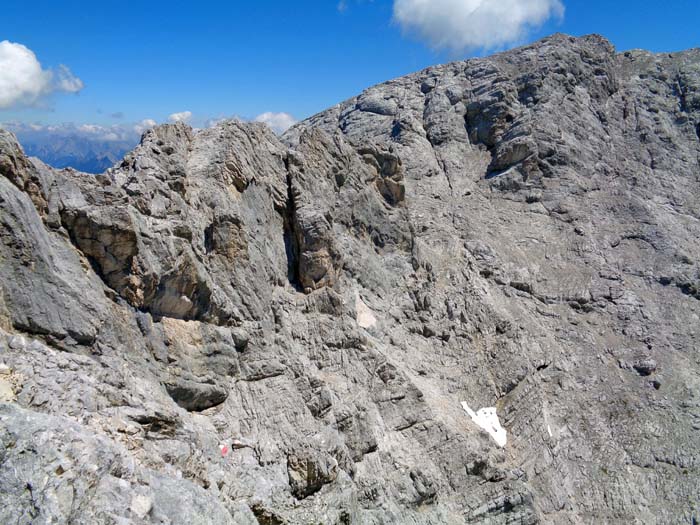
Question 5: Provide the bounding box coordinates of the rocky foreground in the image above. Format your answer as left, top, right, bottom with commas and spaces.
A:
1, 34, 699, 524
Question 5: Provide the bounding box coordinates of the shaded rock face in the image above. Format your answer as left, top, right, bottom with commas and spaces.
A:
1, 34, 699, 524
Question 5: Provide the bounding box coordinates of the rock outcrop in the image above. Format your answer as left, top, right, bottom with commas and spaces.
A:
1, 34, 699, 524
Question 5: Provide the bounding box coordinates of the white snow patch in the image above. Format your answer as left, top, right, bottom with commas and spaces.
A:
355, 291, 377, 328
461, 401, 507, 447
547, 424, 552, 437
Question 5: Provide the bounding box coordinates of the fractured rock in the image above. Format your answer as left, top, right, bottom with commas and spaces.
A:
0, 34, 699, 524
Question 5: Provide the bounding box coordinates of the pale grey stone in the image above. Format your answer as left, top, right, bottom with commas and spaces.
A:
1, 34, 699, 524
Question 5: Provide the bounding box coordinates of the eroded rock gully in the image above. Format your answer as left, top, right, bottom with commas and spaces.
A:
1, 34, 699, 524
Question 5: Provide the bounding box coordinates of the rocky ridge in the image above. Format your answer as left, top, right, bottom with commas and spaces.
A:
0, 34, 699, 523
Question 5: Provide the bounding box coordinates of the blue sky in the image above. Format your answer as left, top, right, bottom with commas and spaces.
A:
1, 0, 699, 134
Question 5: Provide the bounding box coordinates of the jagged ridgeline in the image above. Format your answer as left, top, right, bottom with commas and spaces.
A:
1, 34, 699, 524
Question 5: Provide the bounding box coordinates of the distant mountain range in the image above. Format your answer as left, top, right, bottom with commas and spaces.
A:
18, 133, 136, 173
4, 117, 289, 173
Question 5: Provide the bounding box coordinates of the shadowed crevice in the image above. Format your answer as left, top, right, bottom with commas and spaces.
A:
282, 155, 302, 291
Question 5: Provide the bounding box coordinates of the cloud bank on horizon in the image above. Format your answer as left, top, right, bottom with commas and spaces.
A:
0, 40, 84, 109
0, 40, 295, 137
393, 0, 564, 52
5, 121, 140, 144
4, 109, 298, 154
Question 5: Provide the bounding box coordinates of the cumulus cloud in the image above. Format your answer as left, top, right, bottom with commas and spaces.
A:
0, 40, 84, 109
168, 111, 192, 123
393, 0, 564, 53
133, 118, 157, 135
54, 64, 84, 93
254, 112, 297, 134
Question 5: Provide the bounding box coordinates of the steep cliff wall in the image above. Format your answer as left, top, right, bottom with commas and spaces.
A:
1, 34, 699, 524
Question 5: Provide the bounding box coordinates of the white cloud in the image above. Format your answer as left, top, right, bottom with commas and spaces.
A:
73, 124, 124, 142
133, 118, 157, 135
168, 111, 192, 123
54, 64, 84, 93
393, 0, 564, 53
0, 40, 84, 109
3, 121, 136, 143
2, 111, 297, 148
254, 112, 297, 134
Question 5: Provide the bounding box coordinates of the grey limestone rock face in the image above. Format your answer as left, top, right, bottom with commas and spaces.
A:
1, 34, 699, 524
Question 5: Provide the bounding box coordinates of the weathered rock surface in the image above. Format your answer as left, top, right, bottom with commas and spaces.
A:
1, 34, 699, 523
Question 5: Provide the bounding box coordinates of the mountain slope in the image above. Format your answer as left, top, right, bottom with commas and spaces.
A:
0, 34, 699, 524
